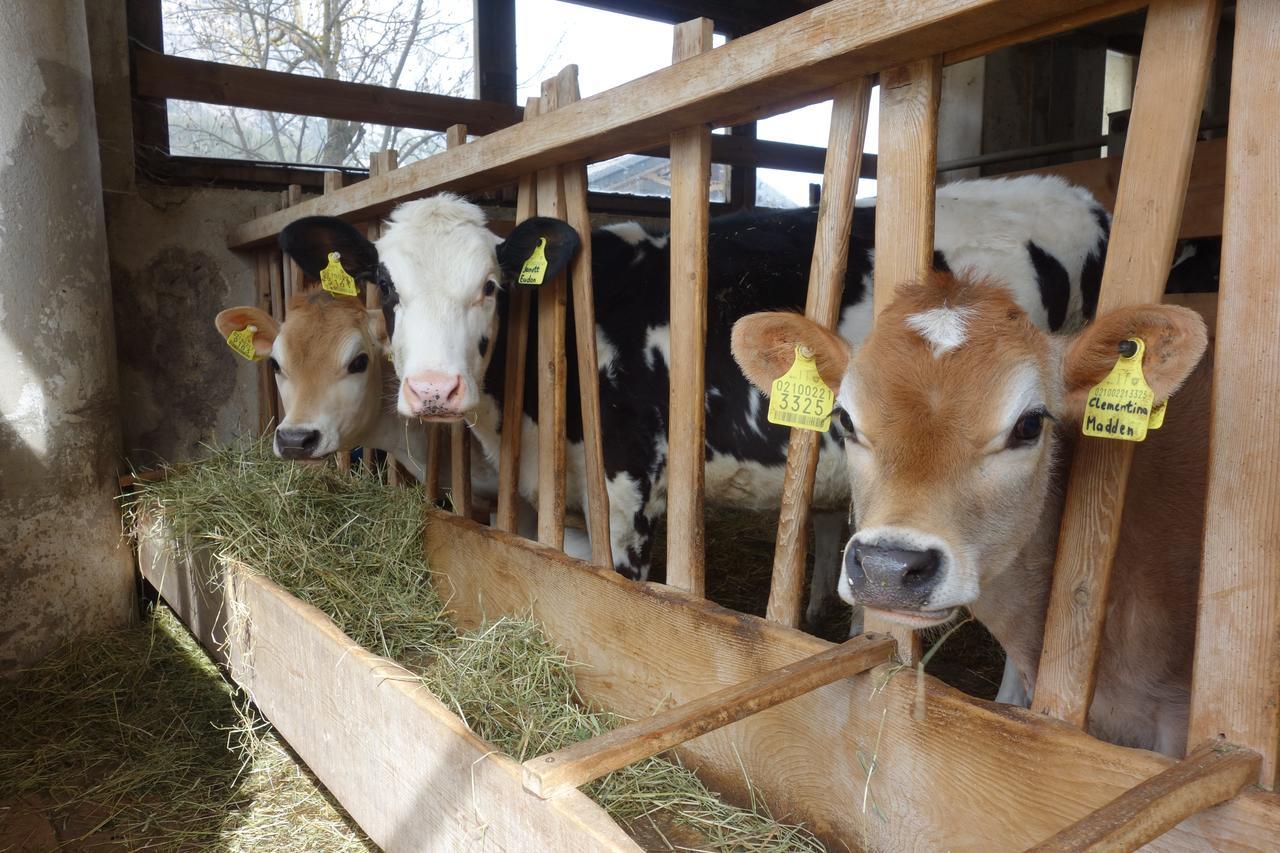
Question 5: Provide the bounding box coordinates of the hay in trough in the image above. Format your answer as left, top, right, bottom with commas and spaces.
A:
0, 606, 372, 851
126, 439, 825, 852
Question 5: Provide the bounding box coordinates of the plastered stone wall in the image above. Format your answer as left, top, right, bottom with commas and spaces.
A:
0, 1, 135, 672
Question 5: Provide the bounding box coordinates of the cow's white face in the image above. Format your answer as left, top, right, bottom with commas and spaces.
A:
215, 294, 389, 460
731, 274, 1207, 631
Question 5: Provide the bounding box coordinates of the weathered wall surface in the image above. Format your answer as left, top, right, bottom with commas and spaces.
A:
0, 1, 136, 672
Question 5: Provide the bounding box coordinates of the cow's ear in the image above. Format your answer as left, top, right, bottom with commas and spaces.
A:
1062, 304, 1207, 416
215, 306, 278, 358
496, 217, 580, 286
280, 216, 379, 281
731, 312, 851, 394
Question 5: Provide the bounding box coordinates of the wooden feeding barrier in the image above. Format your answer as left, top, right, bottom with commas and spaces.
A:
209, 0, 1280, 847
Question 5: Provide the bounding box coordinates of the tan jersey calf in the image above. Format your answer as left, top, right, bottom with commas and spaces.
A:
732, 272, 1208, 755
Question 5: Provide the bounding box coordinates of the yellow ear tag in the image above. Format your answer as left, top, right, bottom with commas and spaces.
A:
518, 237, 549, 286
767, 345, 835, 432
1147, 400, 1167, 430
320, 251, 358, 297
1082, 338, 1154, 442
226, 325, 262, 362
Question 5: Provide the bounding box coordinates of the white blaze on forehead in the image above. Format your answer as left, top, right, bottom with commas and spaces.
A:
377, 194, 500, 303
905, 305, 974, 358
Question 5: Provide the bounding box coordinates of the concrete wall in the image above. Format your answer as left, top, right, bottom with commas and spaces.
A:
0, 1, 136, 671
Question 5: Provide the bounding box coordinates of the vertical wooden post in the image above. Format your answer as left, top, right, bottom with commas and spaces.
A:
281, 184, 305, 309
556, 67, 614, 569
320, 171, 353, 474
444, 125, 474, 516
664, 18, 714, 597
536, 81, 569, 548
1032, 0, 1220, 727
253, 203, 279, 435
868, 56, 943, 661
766, 78, 873, 627
495, 98, 541, 534
1188, 0, 1280, 789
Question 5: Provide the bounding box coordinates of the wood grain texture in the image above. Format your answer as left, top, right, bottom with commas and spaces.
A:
867, 56, 942, 661
536, 79, 568, 549
767, 77, 871, 627
283, 184, 304, 306
252, 202, 279, 434
1029, 742, 1262, 851
556, 67, 614, 569
440, 128, 473, 512
1188, 0, 1280, 789
523, 633, 894, 798
1032, 0, 1221, 728
424, 424, 443, 502
495, 98, 541, 535
423, 510, 1280, 851
664, 18, 714, 597
228, 0, 1128, 249
319, 177, 352, 474
135, 516, 638, 852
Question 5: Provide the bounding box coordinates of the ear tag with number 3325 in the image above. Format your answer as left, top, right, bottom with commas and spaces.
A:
320, 251, 358, 297
1082, 338, 1157, 442
226, 325, 262, 362
518, 237, 549, 286
768, 345, 835, 432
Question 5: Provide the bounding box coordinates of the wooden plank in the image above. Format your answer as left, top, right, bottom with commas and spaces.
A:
866, 55, 942, 661
424, 510, 1280, 851
320, 173, 353, 475
767, 77, 871, 627
134, 516, 638, 852
252, 203, 279, 434
522, 633, 895, 798
440, 126, 474, 515
474, 0, 517, 105
1188, 0, 1280, 789
281, 184, 305, 310
536, 80, 569, 549
494, 100, 541, 535
943, 0, 1149, 65
1028, 742, 1262, 851
664, 18, 714, 597
556, 69, 614, 569
228, 0, 1139, 249
1032, 0, 1221, 729
133, 50, 526, 135
424, 425, 443, 502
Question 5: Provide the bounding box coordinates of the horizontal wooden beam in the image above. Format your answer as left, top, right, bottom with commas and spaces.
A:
1028, 742, 1262, 851
228, 0, 1136, 249
522, 633, 894, 798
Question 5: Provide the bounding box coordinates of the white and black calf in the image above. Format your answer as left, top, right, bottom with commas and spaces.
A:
279, 175, 1111, 597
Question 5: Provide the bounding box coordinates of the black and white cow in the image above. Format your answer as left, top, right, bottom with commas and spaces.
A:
280, 175, 1110, 610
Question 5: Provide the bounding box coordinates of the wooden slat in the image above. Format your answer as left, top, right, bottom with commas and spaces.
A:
252, 202, 279, 434
767, 77, 872, 627
439, 126, 474, 515
495, 98, 542, 535
1188, 0, 1280, 789
866, 55, 942, 661
424, 510, 1280, 850
1029, 742, 1262, 851
522, 633, 894, 798
425, 426, 443, 502
556, 68, 614, 569
280, 184, 304, 310
316, 174, 352, 474
364, 150, 401, 485
1032, 0, 1221, 728
536, 80, 569, 549
943, 0, 1149, 65
228, 0, 1137, 249
664, 18, 714, 597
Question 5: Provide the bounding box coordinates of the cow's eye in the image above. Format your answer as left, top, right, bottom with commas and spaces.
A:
482, 278, 497, 297
268, 357, 281, 374
1008, 409, 1048, 447
835, 407, 858, 442
348, 353, 369, 374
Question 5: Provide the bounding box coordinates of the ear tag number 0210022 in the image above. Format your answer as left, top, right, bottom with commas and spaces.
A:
320, 251, 358, 297
1082, 338, 1166, 442
518, 237, 549, 286
226, 325, 262, 362
768, 346, 835, 432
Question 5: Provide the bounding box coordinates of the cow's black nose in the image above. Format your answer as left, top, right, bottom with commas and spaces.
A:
275, 427, 321, 459
845, 542, 942, 607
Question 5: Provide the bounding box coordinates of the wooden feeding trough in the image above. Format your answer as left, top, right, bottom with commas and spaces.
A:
137, 0, 1280, 848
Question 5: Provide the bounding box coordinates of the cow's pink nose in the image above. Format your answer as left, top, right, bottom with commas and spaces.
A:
403, 371, 465, 416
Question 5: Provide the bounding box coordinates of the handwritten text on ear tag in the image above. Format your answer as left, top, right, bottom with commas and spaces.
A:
320, 251, 358, 297
518, 237, 549, 286
768, 345, 835, 432
1082, 338, 1154, 442
226, 326, 262, 361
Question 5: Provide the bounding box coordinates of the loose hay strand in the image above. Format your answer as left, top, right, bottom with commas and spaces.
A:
122, 439, 825, 852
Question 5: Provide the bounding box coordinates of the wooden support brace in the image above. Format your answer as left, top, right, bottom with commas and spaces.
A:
555, 66, 613, 570
1188, 0, 1280, 789
521, 633, 895, 799
867, 55, 943, 661
664, 18, 714, 597
1032, 0, 1220, 728
767, 78, 872, 628
536, 81, 569, 549
442, 126, 474, 515
1028, 741, 1261, 851
495, 97, 541, 535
